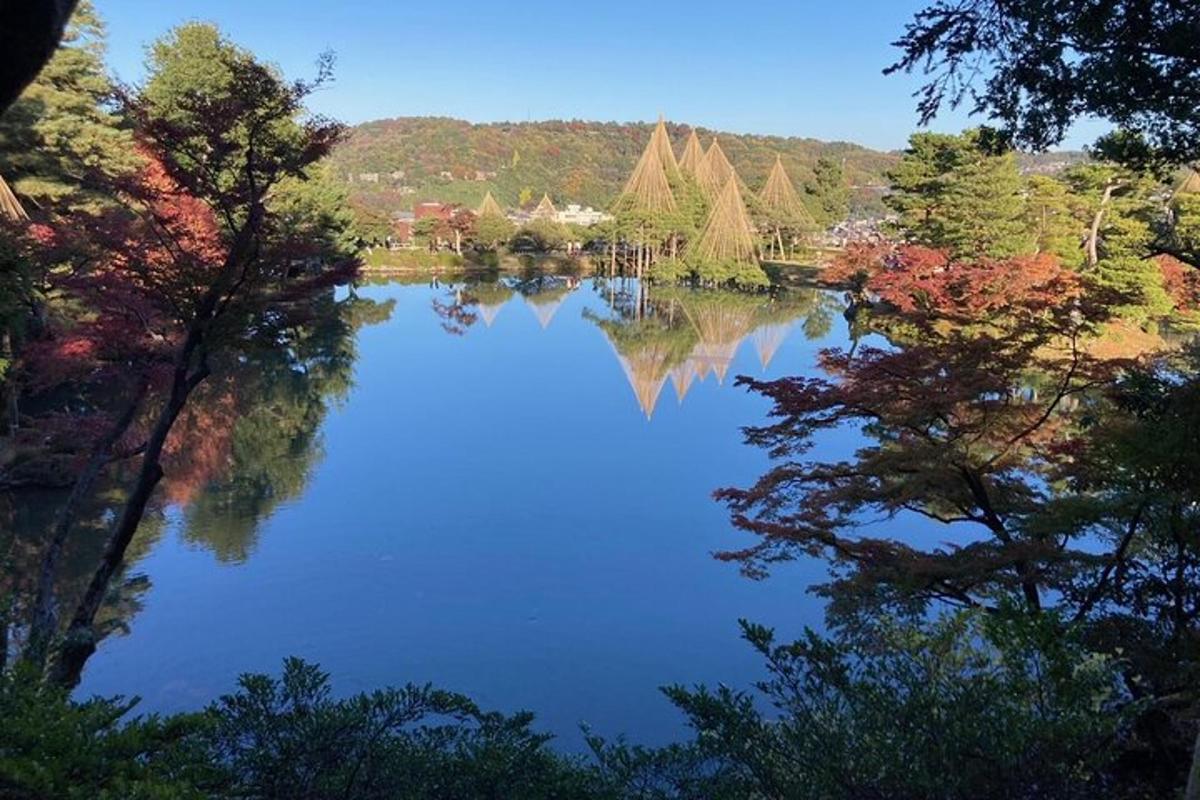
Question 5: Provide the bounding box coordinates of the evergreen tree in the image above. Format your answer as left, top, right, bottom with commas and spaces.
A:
0, 1, 134, 211
886, 129, 1032, 258
806, 157, 849, 226
1025, 175, 1081, 263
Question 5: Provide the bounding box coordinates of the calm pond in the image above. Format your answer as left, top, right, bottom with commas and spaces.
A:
68, 272, 860, 747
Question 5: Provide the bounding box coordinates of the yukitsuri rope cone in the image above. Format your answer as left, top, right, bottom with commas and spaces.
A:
759, 155, 815, 224
691, 178, 758, 267
703, 138, 747, 195
619, 129, 677, 214
532, 193, 557, 219
476, 190, 505, 218
649, 115, 679, 178
677, 130, 705, 178
1172, 168, 1200, 202
0, 174, 28, 222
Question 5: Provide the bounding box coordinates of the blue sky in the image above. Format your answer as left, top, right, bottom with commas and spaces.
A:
95, 0, 1102, 152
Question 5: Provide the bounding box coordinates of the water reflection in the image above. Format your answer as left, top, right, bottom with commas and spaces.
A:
440, 274, 838, 419
1, 288, 394, 667
8, 271, 850, 743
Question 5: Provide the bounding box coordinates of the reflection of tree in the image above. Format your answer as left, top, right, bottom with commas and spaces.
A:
179, 291, 395, 564
1, 488, 166, 669
1, 290, 393, 668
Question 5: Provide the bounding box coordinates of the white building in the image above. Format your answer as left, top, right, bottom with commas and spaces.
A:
555, 204, 611, 226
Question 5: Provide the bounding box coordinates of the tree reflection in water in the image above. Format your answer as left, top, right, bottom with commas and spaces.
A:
0, 288, 395, 668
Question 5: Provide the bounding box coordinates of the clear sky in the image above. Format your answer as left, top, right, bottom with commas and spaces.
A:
94, 0, 1102, 152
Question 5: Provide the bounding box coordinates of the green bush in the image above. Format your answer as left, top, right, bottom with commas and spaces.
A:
0, 612, 1142, 799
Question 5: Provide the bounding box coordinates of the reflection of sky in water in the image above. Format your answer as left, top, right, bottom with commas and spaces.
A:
76, 277, 908, 749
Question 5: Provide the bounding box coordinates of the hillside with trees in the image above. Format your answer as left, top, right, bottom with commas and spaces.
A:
326, 117, 899, 226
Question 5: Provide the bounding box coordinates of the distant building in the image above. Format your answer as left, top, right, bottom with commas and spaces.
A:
555, 203, 611, 227
358, 172, 380, 183
391, 210, 415, 247
413, 202, 454, 221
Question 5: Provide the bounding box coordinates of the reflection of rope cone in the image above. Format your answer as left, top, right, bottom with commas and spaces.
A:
751, 322, 793, 372
525, 294, 566, 329
613, 342, 674, 420
669, 360, 696, 404
678, 295, 757, 385
477, 302, 504, 328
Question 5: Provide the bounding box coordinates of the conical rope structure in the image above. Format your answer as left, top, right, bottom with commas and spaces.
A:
533, 193, 557, 219
618, 129, 677, 214
1171, 168, 1200, 202
476, 190, 505, 218
677, 131, 705, 178
0, 173, 28, 222
703, 138, 746, 194
650, 115, 679, 177
759, 155, 815, 225
690, 177, 759, 267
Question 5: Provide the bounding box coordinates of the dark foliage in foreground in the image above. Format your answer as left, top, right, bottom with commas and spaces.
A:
889, 0, 1200, 165
1, 608, 1156, 799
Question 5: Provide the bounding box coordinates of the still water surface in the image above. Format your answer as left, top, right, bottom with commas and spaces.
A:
76, 274, 857, 747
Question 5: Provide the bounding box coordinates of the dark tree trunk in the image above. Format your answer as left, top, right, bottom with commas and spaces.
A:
0, 0, 80, 113
22, 382, 147, 670
49, 214, 260, 687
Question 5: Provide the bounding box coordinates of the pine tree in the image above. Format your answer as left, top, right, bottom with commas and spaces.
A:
806, 157, 849, 226
0, 1, 134, 211
886, 129, 1032, 258
1024, 175, 1080, 263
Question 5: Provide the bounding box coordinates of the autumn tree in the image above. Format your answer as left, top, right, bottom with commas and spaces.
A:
722, 244, 1200, 787
23, 22, 346, 684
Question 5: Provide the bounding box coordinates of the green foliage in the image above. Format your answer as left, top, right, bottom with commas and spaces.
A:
474, 213, 515, 250
1025, 174, 1081, 262
688, 257, 770, 289
0, 0, 136, 211
513, 218, 571, 251
661, 610, 1131, 800
885, 129, 1032, 258
204, 658, 598, 800
649, 257, 691, 283
804, 156, 849, 226
1089, 256, 1173, 324
138, 22, 340, 222
268, 164, 360, 263
1, 614, 1137, 800
889, 1, 1200, 164
0, 667, 213, 799
1064, 162, 1158, 262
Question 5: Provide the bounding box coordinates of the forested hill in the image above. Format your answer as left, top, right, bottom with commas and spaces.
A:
326, 117, 899, 222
